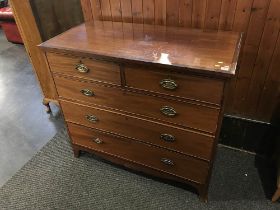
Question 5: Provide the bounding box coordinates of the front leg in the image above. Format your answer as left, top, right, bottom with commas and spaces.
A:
198, 185, 208, 203
73, 146, 81, 158
43, 99, 51, 113
272, 188, 280, 202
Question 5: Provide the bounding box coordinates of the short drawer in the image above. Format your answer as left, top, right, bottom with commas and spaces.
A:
55, 77, 220, 133
61, 100, 215, 160
47, 52, 121, 85
68, 123, 209, 184
125, 66, 224, 105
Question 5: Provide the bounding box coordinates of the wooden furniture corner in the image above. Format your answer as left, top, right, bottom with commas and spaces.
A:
10, 0, 58, 112
10, 0, 85, 113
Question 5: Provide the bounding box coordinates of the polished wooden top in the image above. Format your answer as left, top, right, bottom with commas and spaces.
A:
40, 21, 242, 77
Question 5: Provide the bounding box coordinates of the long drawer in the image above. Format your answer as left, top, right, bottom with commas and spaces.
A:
55, 76, 220, 133
61, 100, 214, 160
125, 66, 224, 105
47, 52, 121, 85
68, 123, 209, 184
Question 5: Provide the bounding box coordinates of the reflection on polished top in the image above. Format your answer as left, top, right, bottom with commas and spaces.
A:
40, 20, 242, 77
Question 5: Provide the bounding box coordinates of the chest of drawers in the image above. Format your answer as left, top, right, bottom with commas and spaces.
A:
40, 21, 242, 202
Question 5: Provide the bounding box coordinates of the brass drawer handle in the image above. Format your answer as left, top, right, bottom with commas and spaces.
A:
76, 63, 89, 73
160, 79, 178, 90
86, 115, 99, 123
160, 134, 176, 142
161, 158, 174, 166
81, 89, 95, 97
92, 137, 103, 144
160, 106, 177, 117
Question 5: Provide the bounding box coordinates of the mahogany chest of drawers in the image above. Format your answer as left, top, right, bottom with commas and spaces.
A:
40, 21, 242, 201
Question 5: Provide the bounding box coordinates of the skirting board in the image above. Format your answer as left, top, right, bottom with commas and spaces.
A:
219, 115, 277, 157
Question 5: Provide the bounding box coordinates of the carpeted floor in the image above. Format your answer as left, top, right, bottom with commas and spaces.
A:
0, 129, 279, 210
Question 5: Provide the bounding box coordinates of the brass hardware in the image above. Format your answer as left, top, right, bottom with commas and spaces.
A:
81, 89, 95, 97
76, 63, 89, 73
161, 158, 174, 166
93, 137, 103, 144
86, 115, 99, 123
160, 106, 177, 117
160, 79, 178, 90
160, 134, 176, 142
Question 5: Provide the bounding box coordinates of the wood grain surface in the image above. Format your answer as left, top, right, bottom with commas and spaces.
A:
40, 20, 241, 78
62, 100, 216, 160
47, 52, 121, 85
54, 76, 220, 134
125, 66, 224, 105
80, 0, 280, 122
68, 122, 210, 184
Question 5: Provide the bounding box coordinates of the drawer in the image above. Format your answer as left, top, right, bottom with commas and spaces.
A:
61, 100, 215, 160
55, 76, 220, 133
125, 66, 224, 105
47, 52, 121, 85
68, 123, 209, 184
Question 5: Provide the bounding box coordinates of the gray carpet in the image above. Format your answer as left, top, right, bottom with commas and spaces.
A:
0, 129, 279, 210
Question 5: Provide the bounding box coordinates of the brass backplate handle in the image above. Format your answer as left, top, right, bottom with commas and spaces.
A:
160, 106, 177, 117
161, 158, 174, 166
93, 137, 103, 144
81, 89, 95, 97
76, 63, 89, 73
160, 79, 178, 90
86, 115, 99, 123
160, 134, 176, 142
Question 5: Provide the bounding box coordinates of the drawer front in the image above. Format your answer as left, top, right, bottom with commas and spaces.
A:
47, 52, 121, 85
55, 77, 220, 133
125, 67, 224, 105
68, 123, 209, 184
61, 100, 214, 160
